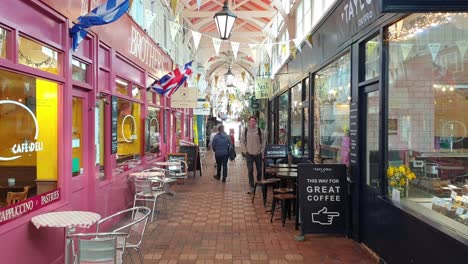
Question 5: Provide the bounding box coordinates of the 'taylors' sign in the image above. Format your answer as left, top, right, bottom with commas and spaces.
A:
298, 164, 347, 235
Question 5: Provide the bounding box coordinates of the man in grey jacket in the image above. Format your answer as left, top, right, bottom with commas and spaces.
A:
242, 116, 265, 194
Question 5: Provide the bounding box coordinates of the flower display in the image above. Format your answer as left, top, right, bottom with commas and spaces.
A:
387, 165, 417, 188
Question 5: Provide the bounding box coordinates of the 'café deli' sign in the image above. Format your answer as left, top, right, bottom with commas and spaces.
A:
0, 100, 44, 161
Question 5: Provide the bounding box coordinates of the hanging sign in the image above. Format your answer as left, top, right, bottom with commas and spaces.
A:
193, 101, 210, 116
255, 78, 272, 99
111, 96, 118, 154
171, 87, 198, 108
298, 164, 347, 235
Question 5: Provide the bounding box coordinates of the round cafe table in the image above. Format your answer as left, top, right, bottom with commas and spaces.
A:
31, 211, 101, 264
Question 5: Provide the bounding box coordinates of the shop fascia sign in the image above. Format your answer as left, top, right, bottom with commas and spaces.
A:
341, 0, 375, 29
0, 100, 44, 161
129, 26, 167, 72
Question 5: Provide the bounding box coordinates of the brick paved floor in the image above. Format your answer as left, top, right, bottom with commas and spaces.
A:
137, 151, 377, 264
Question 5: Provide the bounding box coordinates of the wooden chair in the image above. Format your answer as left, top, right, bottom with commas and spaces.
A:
6, 186, 29, 205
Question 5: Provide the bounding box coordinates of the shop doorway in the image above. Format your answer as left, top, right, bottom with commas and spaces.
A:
359, 83, 382, 242
71, 89, 91, 198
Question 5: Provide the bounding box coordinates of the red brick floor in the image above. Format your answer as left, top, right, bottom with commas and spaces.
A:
139, 152, 377, 264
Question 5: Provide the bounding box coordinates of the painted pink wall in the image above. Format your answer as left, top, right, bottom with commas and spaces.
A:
0, 1, 172, 263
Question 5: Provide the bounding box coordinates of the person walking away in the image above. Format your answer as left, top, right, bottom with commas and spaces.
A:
212, 125, 231, 182
242, 116, 265, 194
209, 126, 219, 167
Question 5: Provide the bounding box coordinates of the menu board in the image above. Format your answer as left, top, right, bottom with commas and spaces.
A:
111, 96, 118, 154
179, 145, 200, 176
298, 163, 347, 235
264, 144, 288, 159
349, 102, 358, 165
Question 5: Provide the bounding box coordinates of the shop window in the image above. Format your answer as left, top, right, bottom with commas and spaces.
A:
365, 36, 380, 80
185, 118, 189, 138
290, 83, 303, 157
269, 100, 275, 144
278, 92, 289, 144
176, 113, 182, 146
116, 78, 129, 96
0, 27, 8, 59
114, 99, 141, 173
147, 90, 154, 104
72, 97, 83, 177
145, 107, 160, 157
314, 53, 351, 164
132, 85, 141, 99
72, 58, 90, 83
96, 97, 106, 180
18, 36, 60, 75
387, 13, 468, 234
0, 69, 59, 208
304, 106, 309, 158
366, 90, 380, 187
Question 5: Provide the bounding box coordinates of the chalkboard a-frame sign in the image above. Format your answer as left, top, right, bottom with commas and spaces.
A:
178, 145, 201, 176
298, 163, 347, 235
167, 153, 187, 164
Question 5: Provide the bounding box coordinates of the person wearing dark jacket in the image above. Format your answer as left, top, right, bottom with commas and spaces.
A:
211, 125, 231, 182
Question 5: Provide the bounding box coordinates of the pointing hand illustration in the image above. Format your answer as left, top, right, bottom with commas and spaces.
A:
311, 207, 340, 225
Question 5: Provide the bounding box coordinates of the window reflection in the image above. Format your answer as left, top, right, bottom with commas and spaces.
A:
18, 36, 60, 75
314, 53, 351, 164
278, 92, 289, 145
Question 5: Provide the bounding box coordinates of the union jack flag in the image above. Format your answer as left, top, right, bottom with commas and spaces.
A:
151, 61, 193, 97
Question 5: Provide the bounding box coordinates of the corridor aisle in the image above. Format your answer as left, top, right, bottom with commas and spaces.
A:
140, 151, 377, 264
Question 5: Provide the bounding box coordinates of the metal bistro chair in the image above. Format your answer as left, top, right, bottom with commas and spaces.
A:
96, 207, 151, 264
168, 160, 188, 185
133, 178, 165, 222
67, 232, 128, 264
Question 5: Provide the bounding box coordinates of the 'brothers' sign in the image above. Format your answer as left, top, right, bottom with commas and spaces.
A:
298, 164, 347, 235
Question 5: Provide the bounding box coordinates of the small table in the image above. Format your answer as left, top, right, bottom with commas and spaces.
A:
129, 171, 165, 178
269, 164, 298, 168
153, 161, 181, 167
31, 211, 101, 264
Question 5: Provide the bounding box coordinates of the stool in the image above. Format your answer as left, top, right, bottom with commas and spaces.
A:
252, 178, 281, 206
273, 188, 294, 194
270, 193, 296, 227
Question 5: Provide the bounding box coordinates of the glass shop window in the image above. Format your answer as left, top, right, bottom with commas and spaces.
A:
96, 97, 106, 181
365, 35, 381, 80
278, 92, 289, 145
18, 36, 60, 75
290, 83, 303, 157
314, 53, 351, 164
114, 98, 142, 173
387, 13, 468, 235
0, 27, 8, 59
72, 58, 90, 83
145, 107, 160, 157
0, 69, 59, 208
116, 78, 129, 96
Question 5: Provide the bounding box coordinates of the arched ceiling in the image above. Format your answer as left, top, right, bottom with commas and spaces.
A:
176, 0, 283, 83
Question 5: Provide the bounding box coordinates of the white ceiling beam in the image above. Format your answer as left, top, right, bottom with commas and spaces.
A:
182, 10, 276, 18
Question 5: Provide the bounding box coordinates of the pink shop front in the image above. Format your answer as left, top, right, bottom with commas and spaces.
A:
0, 1, 193, 263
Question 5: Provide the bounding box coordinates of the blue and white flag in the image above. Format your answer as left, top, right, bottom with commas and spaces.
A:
70, 0, 131, 51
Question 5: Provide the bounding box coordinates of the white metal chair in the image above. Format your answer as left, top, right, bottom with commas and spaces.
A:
168, 160, 188, 185
67, 232, 128, 264
198, 146, 207, 171
95, 207, 151, 264
132, 179, 165, 221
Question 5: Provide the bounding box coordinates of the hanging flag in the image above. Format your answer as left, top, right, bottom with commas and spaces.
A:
144, 8, 156, 29
212, 38, 222, 56
70, 0, 131, 51
214, 75, 219, 87
192, 30, 202, 51
249, 44, 257, 63
241, 71, 246, 82
150, 61, 193, 97
456, 40, 468, 60
170, 0, 178, 14
293, 39, 302, 52
231, 42, 240, 60
305, 33, 313, 48
265, 43, 273, 59
196, 73, 201, 84
264, 63, 270, 73
428, 43, 440, 61
290, 45, 297, 59
169, 21, 180, 41
400, 43, 413, 61
281, 43, 287, 57
196, 0, 202, 10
